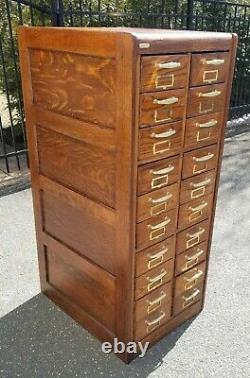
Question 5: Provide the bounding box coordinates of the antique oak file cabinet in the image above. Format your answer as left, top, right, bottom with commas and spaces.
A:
19, 27, 237, 362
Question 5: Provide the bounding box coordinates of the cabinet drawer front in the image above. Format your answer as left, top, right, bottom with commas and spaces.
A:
135, 259, 174, 300
139, 121, 184, 162
135, 236, 176, 277
184, 112, 222, 149
187, 83, 226, 118
174, 261, 206, 297
140, 89, 186, 127
190, 52, 230, 87
135, 283, 172, 341
141, 54, 189, 92
138, 155, 181, 195
178, 193, 213, 230
173, 282, 204, 316
180, 170, 216, 204
137, 183, 178, 223
175, 240, 208, 275
136, 208, 177, 250
182, 144, 218, 179
176, 219, 210, 255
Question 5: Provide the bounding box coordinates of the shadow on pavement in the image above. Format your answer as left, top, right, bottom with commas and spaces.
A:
0, 293, 196, 378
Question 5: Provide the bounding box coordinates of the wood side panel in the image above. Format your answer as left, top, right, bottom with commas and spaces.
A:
30, 49, 117, 128
40, 178, 116, 274
30, 107, 116, 152
37, 126, 115, 208
44, 236, 116, 331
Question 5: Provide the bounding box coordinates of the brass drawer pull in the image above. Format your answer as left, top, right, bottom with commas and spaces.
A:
184, 269, 203, 290
190, 178, 211, 188
185, 249, 204, 261
198, 90, 221, 98
186, 227, 205, 248
196, 119, 218, 128
184, 249, 204, 270
151, 165, 174, 175
145, 311, 166, 333
189, 201, 208, 212
182, 288, 200, 308
147, 269, 167, 292
147, 247, 168, 269
157, 61, 181, 69
153, 96, 179, 105
193, 153, 214, 162
151, 128, 176, 139
203, 58, 225, 65
148, 218, 171, 230
149, 192, 173, 204
146, 291, 167, 314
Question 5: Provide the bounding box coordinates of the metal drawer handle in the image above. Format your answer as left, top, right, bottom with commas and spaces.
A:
148, 218, 171, 230
151, 128, 176, 139
145, 311, 166, 328
184, 269, 203, 283
151, 165, 174, 175
148, 247, 168, 261
190, 178, 211, 188
149, 192, 173, 204
193, 153, 214, 162
185, 249, 204, 261
198, 90, 221, 98
186, 227, 205, 239
157, 61, 181, 69
147, 269, 167, 283
189, 201, 208, 212
196, 119, 218, 128
203, 58, 225, 65
182, 288, 200, 302
153, 96, 179, 105
147, 291, 167, 308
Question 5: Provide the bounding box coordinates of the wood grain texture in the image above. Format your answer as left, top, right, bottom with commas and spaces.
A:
141, 54, 189, 92
45, 238, 116, 331
190, 52, 230, 87
182, 144, 218, 179
180, 170, 216, 205
37, 126, 115, 208
30, 49, 116, 128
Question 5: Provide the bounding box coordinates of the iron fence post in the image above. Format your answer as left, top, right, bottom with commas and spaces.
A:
187, 0, 194, 29
51, 0, 64, 26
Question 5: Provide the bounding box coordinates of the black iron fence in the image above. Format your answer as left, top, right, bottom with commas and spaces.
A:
0, 0, 250, 174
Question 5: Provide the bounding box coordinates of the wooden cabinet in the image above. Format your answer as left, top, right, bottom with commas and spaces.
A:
18, 27, 237, 363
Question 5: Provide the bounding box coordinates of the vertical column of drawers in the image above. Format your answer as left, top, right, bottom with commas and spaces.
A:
134, 54, 189, 341
173, 52, 230, 314
134, 51, 230, 341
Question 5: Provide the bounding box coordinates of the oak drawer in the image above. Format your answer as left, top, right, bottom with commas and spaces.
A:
139, 121, 184, 162
135, 259, 174, 300
140, 89, 186, 127
134, 282, 172, 341
138, 155, 181, 195
190, 52, 230, 87
180, 170, 216, 204
178, 193, 213, 230
136, 208, 178, 250
182, 144, 218, 179
175, 240, 208, 275
135, 236, 175, 277
184, 112, 222, 149
174, 261, 206, 297
137, 183, 178, 223
141, 54, 189, 92
173, 282, 204, 316
187, 83, 226, 118
176, 219, 210, 255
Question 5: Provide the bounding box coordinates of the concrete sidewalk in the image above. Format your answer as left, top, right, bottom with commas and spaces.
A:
0, 131, 250, 377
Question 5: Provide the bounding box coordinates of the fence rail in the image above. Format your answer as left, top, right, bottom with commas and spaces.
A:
0, 0, 250, 174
